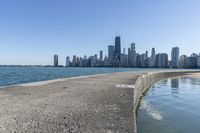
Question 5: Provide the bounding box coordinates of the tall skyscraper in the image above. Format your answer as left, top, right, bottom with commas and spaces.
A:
141, 53, 147, 67
128, 43, 137, 67
108, 45, 115, 60
149, 48, 156, 67
171, 47, 180, 68
66, 56, 70, 67
161, 53, 168, 68
100, 50, 103, 61
151, 48, 155, 59
72, 55, 77, 66
155, 53, 162, 68
114, 36, 121, 61
128, 48, 131, 64
73, 55, 76, 63
54, 55, 58, 67
145, 50, 148, 59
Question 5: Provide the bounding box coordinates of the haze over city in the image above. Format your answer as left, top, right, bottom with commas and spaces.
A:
0, 0, 200, 65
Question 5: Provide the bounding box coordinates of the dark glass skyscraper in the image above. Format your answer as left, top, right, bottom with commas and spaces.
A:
108, 45, 115, 60
114, 36, 121, 61
54, 55, 58, 67
100, 50, 103, 61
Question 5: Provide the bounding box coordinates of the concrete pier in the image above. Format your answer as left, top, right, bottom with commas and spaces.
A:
0, 72, 142, 133
0, 71, 199, 132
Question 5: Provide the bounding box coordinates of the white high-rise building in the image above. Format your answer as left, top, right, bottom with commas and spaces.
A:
171, 47, 180, 68
179, 55, 187, 68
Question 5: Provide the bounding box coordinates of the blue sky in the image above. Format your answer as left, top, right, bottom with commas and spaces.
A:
0, 0, 200, 65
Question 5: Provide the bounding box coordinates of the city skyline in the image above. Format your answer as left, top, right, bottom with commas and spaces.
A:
1, 0, 200, 65
53, 36, 200, 68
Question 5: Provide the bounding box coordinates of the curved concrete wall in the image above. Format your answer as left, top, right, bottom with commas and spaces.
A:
133, 70, 200, 133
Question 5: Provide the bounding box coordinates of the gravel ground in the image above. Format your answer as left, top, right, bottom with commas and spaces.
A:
0, 72, 142, 133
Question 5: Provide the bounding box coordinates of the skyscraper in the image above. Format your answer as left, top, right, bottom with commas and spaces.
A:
114, 36, 121, 62
100, 50, 103, 61
155, 53, 168, 68
155, 53, 162, 68
141, 53, 147, 67
128, 43, 137, 67
151, 48, 155, 59
171, 47, 180, 68
149, 48, 156, 67
161, 53, 168, 68
108, 45, 115, 60
132, 43, 137, 67
88, 56, 95, 67
54, 55, 58, 67
66, 56, 70, 67
72, 55, 77, 67
128, 48, 131, 65
145, 50, 148, 59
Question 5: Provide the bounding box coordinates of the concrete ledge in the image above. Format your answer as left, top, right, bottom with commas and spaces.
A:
133, 70, 200, 133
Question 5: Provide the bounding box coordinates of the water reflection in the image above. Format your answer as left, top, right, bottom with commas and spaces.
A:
161, 79, 168, 86
137, 75, 200, 133
171, 78, 179, 95
171, 78, 179, 89
180, 77, 188, 84
180, 76, 200, 86
190, 77, 200, 86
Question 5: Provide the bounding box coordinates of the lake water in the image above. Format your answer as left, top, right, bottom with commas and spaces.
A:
137, 75, 200, 133
0, 67, 174, 87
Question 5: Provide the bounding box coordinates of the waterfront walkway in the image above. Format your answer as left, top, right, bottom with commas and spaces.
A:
0, 72, 142, 132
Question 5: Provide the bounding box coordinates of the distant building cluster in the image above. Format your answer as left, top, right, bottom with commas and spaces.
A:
54, 36, 200, 68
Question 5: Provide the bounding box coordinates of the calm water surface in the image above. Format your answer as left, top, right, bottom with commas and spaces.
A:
0, 67, 174, 87
137, 76, 200, 133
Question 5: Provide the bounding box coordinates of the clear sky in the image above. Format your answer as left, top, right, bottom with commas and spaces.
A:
0, 0, 200, 65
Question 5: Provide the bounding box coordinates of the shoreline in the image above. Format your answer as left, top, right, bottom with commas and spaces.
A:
0, 71, 140, 89
1, 69, 199, 89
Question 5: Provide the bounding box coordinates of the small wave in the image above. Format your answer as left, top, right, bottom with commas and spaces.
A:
140, 99, 163, 120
